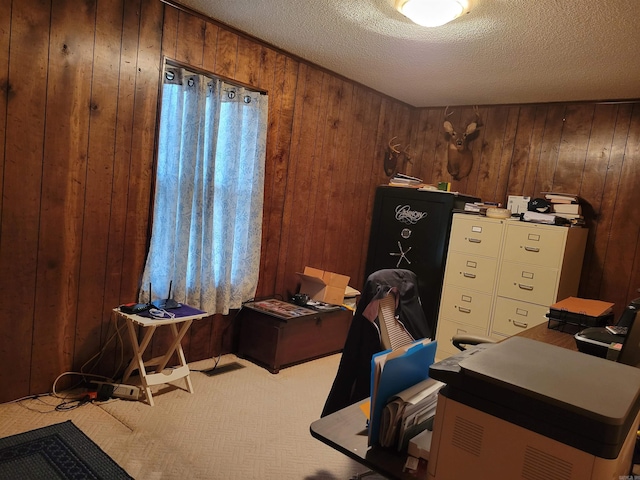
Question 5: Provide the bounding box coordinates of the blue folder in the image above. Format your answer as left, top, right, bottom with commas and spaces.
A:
368, 338, 437, 446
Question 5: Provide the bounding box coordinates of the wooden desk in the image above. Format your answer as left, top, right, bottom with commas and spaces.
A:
310, 400, 427, 480
310, 323, 579, 478
513, 321, 578, 351
115, 305, 208, 406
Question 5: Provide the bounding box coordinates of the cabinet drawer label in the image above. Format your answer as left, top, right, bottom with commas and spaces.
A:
521, 271, 534, 279
465, 260, 477, 268
527, 233, 541, 241
516, 308, 529, 316
461, 295, 472, 303
472, 226, 482, 233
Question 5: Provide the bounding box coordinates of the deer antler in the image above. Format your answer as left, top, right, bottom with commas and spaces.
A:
473, 105, 480, 120
388, 136, 401, 154
444, 106, 454, 118
402, 145, 412, 164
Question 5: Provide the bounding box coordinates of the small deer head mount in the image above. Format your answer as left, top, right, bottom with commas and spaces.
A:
443, 106, 480, 181
384, 136, 412, 177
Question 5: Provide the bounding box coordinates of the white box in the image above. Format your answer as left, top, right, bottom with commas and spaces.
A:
507, 195, 530, 214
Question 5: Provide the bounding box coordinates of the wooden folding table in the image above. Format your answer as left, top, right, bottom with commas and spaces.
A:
114, 305, 208, 406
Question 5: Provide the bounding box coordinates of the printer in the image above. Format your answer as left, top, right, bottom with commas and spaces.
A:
574, 296, 640, 359
427, 336, 640, 480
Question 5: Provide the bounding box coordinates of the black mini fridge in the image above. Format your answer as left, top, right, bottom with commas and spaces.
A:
364, 186, 480, 338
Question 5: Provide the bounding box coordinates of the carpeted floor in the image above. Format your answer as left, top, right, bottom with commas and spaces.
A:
0, 354, 387, 480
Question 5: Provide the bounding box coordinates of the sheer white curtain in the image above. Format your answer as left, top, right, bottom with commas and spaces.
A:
140, 66, 268, 315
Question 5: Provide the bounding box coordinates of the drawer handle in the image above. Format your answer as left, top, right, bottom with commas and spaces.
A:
463, 272, 476, 279
468, 238, 481, 243
524, 246, 540, 252
518, 283, 534, 291
458, 307, 471, 314
512, 320, 528, 329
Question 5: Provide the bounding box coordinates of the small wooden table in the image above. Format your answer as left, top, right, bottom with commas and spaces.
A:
115, 304, 208, 406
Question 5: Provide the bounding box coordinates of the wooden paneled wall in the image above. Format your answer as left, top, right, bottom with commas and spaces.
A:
407, 104, 640, 313
0, 0, 638, 403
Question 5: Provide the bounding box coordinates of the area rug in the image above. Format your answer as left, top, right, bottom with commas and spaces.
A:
0, 420, 132, 479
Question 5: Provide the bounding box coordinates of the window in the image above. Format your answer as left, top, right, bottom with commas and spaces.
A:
140, 64, 269, 315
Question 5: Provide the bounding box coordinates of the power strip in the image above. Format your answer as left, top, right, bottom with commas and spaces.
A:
91, 381, 141, 401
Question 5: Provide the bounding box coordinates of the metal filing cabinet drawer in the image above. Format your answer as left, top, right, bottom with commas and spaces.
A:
443, 252, 499, 294
439, 285, 492, 328
497, 262, 559, 305
435, 319, 490, 360
502, 223, 565, 268
447, 215, 505, 258
492, 296, 550, 337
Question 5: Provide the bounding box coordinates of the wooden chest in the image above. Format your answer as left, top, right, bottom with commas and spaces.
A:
237, 305, 352, 373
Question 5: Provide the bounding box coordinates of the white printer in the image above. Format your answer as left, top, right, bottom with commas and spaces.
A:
427, 336, 640, 480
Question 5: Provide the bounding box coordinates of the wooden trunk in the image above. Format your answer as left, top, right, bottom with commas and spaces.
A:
237, 306, 352, 373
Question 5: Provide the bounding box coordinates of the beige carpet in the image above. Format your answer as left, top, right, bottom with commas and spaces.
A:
0, 354, 386, 480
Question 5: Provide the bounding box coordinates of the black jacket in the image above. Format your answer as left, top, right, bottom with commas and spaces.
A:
321, 269, 430, 417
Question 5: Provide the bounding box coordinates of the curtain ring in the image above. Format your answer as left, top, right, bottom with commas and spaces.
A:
244, 95, 252, 104
188, 77, 195, 87
227, 90, 236, 99
165, 71, 175, 81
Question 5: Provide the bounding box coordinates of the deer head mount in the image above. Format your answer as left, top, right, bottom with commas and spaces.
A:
443, 106, 480, 181
384, 136, 412, 177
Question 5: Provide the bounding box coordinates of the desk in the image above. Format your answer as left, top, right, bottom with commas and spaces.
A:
310, 400, 427, 480
310, 323, 578, 478
115, 305, 208, 406
510, 321, 578, 351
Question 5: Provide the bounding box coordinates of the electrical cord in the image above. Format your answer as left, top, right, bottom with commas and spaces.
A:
191, 307, 243, 374
79, 312, 128, 380
40, 313, 130, 410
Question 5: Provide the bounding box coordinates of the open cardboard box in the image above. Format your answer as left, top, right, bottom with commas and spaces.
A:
297, 266, 350, 306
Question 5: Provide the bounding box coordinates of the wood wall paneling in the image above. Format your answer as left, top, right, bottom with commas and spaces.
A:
101, 0, 147, 376
1, 0, 640, 402
31, 0, 97, 394
1, 0, 51, 400
74, 0, 124, 375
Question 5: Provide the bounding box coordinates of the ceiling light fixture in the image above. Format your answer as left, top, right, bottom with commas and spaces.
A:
395, 0, 472, 27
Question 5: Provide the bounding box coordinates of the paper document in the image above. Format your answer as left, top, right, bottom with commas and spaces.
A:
369, 338, 437, 447
379, 377, 443, 450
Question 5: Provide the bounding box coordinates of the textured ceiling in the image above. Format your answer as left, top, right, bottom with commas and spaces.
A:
177, 0, 640, 107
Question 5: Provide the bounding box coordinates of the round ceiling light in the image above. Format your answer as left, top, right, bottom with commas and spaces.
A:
395, 0, 471, 27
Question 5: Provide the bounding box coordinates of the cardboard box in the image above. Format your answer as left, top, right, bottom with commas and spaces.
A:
297, 266, 350, 306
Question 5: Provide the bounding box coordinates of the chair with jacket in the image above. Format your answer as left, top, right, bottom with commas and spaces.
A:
321, 269, 431, 417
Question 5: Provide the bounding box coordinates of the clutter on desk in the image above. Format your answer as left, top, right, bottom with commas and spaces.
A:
378, 377, 443, 451
546, 296, 615, 331
368, 338, 437, 447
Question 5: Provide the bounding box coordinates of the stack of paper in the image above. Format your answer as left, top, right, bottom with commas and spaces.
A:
379, 377, 443, 451
389, 173, 424, 187
368, 338, 437, 447
542, 192, 586, 225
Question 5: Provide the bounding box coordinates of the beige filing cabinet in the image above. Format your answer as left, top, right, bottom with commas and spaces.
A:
435, 213, 588, 360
